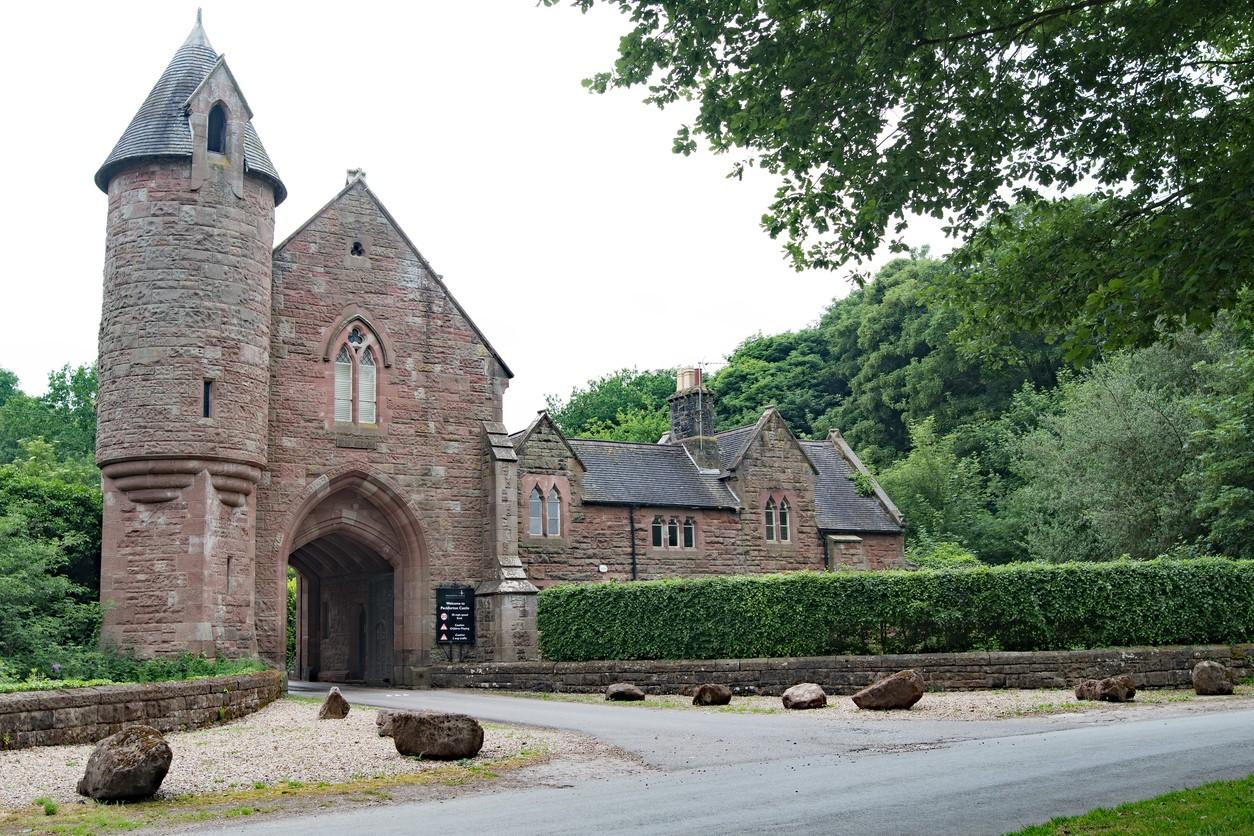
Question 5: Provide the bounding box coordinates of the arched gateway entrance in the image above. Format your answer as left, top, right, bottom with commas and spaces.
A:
281, 470, 427, 685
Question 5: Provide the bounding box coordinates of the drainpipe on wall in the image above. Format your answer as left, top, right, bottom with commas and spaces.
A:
628, 505, 638, 581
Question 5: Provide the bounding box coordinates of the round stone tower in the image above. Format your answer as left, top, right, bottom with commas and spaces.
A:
94, 14, 286, 658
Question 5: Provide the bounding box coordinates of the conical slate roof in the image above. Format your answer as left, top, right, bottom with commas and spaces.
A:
95, 16, 286, 204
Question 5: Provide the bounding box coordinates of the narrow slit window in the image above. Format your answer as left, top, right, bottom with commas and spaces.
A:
528, 487, 544, 536
651, 516, 663, 548
202, 379, 213, 418
683, 518, 695, 549
765, 498, 776, 541
667, 518, 679, 548
546, 487, 561, 537
334, 346, 353, 422
207, 103, 227, 154
358, 347, 377, 424
778, 499, 791, 542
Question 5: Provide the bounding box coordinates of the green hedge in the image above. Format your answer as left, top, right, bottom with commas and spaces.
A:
536, 559, 1254, 661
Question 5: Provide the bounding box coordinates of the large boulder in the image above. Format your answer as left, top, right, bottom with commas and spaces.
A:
781, 682, 827, 710
318, 687, 350, 720
606, 683, 646, 702
1192, 661, 1235, 696
1075, 674, 1137, 702
76, 725, 172, 801
692, 684, 732, 706
852, 670, 926, 711
391, 712, 484, 760
376, 709, 398, 737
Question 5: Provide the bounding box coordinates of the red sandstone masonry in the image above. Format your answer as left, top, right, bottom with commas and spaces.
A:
516, 413, 874, 586
259, 182, 509, 676
429, 645, 1254, 695
0, 670, 282, 750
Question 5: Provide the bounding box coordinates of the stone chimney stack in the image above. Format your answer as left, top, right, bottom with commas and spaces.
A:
668, 368, 721, 471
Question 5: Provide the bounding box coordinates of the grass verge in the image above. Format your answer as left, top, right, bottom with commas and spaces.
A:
0, 747, 548, 835
1010, 774, 1254, 834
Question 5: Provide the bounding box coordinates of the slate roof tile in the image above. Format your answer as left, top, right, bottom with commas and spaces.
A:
95, 19, 285, 203
800, 440, 902, 533
567, 439, 738, 509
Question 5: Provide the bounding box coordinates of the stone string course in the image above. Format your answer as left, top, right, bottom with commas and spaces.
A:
430, 645, 1254, 695
0, 670, 281, 750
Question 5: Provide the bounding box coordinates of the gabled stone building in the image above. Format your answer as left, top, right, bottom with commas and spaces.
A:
93, 17, 904, 685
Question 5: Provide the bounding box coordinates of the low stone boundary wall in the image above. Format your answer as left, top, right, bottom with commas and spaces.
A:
430, 645, 1253, 696
0, 670, 282, 750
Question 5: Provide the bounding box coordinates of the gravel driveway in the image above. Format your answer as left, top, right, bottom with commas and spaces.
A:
0, 698, 596, 810
499, 683, 1254, 721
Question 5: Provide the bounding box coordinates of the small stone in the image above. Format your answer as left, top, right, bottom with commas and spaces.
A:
606, 683, 646, 702
852, 670, 925, 711
691, 684, 732, 706
1192, 661, 1234, 696
318, 687, 350, 720
781, 682, 827, 710
76, 725, 172, 801
1075, 674, 1136, 702
376, 709, 398, 737
391, 712, 484, 760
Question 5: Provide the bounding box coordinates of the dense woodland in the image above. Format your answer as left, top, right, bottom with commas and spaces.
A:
549, 247, 1254, 566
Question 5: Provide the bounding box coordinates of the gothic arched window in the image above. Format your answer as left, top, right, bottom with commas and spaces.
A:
651, 516, 664, 548
207, 103, 227, 154
328, 319, 385, 427
667, 518, 679, 548
529, 487, 544, 536
764, 498, 776, 541
683, 518, 696, 549
547, 487, 561, 537
778, 499, 791, 542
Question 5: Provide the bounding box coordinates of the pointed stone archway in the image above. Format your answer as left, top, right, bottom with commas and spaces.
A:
278, 468, 428, 685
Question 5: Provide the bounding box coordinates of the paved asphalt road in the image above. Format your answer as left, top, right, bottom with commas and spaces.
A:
206, 684, 1254, 835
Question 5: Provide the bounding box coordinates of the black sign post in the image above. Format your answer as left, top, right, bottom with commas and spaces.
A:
436, 585, 475, 662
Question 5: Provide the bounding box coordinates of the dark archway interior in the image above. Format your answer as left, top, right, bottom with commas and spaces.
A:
289, 532, 394, 684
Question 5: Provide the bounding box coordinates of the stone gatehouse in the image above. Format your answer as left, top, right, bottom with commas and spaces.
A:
93, 17, 905, 685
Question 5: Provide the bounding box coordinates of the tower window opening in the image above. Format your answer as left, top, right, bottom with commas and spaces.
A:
207, 104, 227, 154
203, 379, 213, 418
351, 241, 365, 257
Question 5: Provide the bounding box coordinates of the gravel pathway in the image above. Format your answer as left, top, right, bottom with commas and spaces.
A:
501, 684, 1254, 721
0, 698, 582, 810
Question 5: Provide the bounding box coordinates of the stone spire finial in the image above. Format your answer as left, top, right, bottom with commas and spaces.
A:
182, 8, 213, 49
346, 168, 368, 186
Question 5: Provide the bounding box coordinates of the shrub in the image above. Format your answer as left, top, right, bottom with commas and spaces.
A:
537, 558, 1254, 661
0, 649, 268, 692
907, 541, 982, 569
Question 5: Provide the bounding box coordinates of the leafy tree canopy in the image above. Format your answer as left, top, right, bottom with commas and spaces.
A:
545, 368, 675, 441
551, 0, 1254, 357
0, 364, 97, 467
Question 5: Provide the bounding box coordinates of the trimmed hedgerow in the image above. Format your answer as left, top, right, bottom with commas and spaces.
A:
536, 559, 1254, 661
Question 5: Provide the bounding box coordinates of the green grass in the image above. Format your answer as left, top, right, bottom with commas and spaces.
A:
1, 746, 552, 835
1010, 774, 1254, 834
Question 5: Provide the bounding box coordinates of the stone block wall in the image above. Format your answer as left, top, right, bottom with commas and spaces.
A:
429, 645, 1254, 695
0, 670, 282, 750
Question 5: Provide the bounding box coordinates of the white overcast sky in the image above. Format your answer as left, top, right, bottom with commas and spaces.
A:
0, 1, 950, 430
